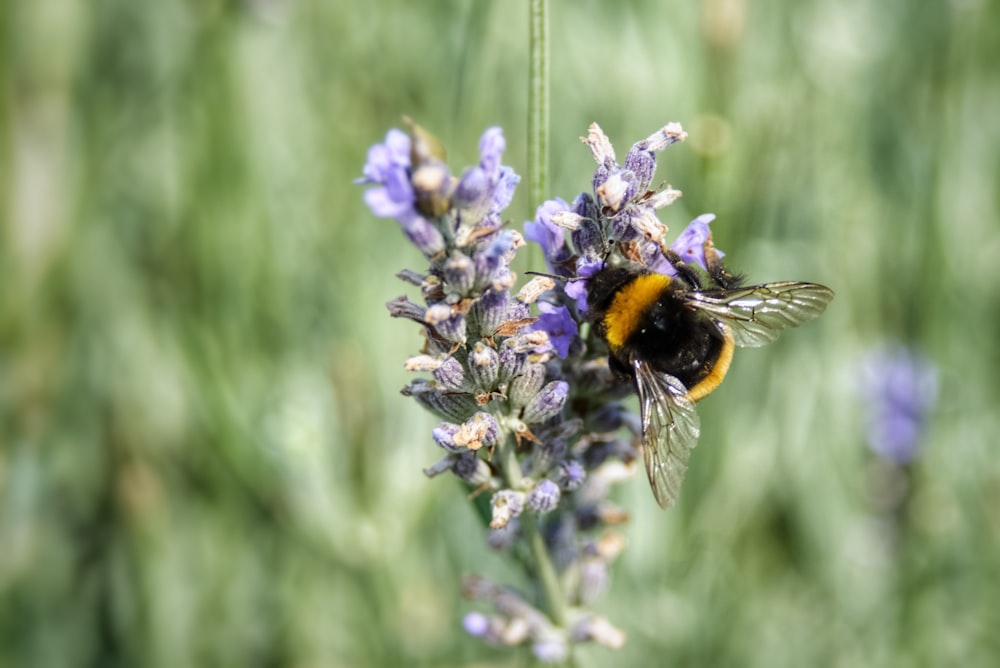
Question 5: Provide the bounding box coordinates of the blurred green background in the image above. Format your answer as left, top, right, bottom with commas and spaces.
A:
2, 0, 999, 666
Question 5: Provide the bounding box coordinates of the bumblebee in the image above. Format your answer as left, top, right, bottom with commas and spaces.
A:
586, 247, 834, 509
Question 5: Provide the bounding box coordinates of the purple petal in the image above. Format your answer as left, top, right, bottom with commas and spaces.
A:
454, 166, 489, 210
566, 258, 603, 312
524, 199, 570, 263
530, 302, 579, 358
669, 213, 718, 270
490, 166, 520, 213
478, 127, 506, 175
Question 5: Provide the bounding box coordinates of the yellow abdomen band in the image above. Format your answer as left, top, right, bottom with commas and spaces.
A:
686, 326, 735, 402
603, 273, 672, 353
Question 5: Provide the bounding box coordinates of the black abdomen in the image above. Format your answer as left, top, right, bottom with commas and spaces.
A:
615, 293, 726, 390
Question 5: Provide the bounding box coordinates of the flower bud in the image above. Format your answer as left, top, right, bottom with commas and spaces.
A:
399, 214, 446, 256
468, 341, 500, 392
521, 380, 568, 424
497, 338, 527, 384
453, 166, 488, 211
549, 210, 583, 231
571, 218, 606, 260
463, 612, 491, 638
595, 170, 632, 213
631, 208, 666, 244
422, 455, 454, 478
403, 354, 441, 372
508, 363, 546, 409
608, 209, 640, 243
453, 451, 493, 485
646, 186, 682, 209
425, 303, 467, 343
516, 276, 555, 304
453, 412, 500, 451
581, 122, 616, 164
411, 163, 452, 217
433, 356, 468, 391
395, 268, 426, 286
579, 557, 609, 604
624, 145, 656, 194
487, 519, 520, 551
475, 289, 510, 337
443, 250, 476, 296
526, 479, 561, 514
490, 489, 525, 529
431, 422, 461, 451
640, 122, 687, 152
385, 296, 426, 322
557, 460, 586, 491
402, 380, 476, 422
532, 636, 569, 664
473, 230, 517, 290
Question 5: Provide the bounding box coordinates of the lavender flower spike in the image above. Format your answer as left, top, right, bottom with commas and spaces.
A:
364, 120, 711, 661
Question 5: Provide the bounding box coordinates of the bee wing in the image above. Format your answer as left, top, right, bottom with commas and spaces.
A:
687, 282, 834, 348
632, 357, 701, 509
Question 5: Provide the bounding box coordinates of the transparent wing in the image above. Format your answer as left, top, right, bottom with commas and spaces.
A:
633, 358, 701, 509
686, 282, 834, 348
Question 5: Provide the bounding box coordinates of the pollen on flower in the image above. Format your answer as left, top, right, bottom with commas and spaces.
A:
581, 122, 616, 164
643, 122, 688, 150
404, 355, 442, 372
514, 330, 551, 352
517, 276, 556, 304
596, 172, 630, 213
646, 186, 683, 209
632, 208, 667, 244
550, 211, 584, 231
490, 490, 526, 529
454, 412, 500, 451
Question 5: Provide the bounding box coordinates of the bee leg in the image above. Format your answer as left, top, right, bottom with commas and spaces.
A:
704, 236, 745, 289
660, 246, 703, 290
608, 354, 634, 383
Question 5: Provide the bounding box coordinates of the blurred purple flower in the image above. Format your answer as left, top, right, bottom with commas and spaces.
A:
358, 128, 446, 255
860, 345, 938, 464
463, 612, 491, 638
455, 127, 520, 223
357, 129, 415, 219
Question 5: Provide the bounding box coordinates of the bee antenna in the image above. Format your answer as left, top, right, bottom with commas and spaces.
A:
525, 271, 587, 283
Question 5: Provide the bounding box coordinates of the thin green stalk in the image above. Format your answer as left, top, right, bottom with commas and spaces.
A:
528, 0, 550, 214
526, 0, 573, 652
500, 435, 567, 628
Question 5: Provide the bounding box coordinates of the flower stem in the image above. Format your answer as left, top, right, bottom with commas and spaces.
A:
528, 0, 550, 214
500, 435, 567, 628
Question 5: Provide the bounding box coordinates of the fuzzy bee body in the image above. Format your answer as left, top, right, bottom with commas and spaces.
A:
586, 264, 834, 508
